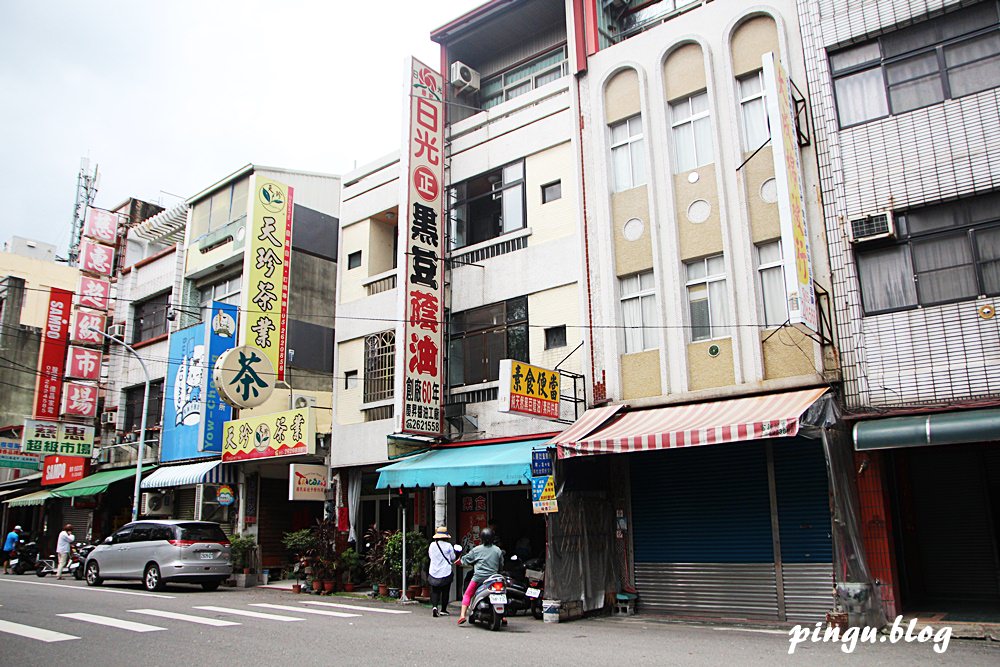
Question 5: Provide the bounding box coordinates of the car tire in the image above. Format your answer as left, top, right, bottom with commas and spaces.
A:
144, 563, 164, 592
85, 561, 102, 586
201, 580, 221, 592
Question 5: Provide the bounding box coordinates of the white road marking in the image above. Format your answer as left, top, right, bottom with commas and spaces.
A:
58, 612, 165, 632
0, 578, 174, 599
250, 603, 360, 618
713, 627, 790, 635
0, 619, 79, 643
298, 600, 411, 614
194, 605, 304, 622
129, 609, 240, 627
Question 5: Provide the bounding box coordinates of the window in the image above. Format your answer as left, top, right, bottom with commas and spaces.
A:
344, 370, 359, 390
129, 525, 152, 543
620, 271, 658, 353
856, 191, 1000, 314
670, 91, 713, 172
756, 241, 788, 327
686, 255, 729, 341
610, 116, 647, 192
830, 2, 1000, 127
287, 319, 334, 372
111, 526, 132, 544
200, 275, 242, 308
150, 525, 172, 541
448, 161, 525, 250
542, 181, 562, 204
348, 251, 362, 269
123, 380, 164, 432
132, 293, 169, 343
190, 177, 250, 237
363, 331, 395, 403
738, 70, 770, 152
480, 47, 569, 110
448, 297, 528, 387
544, 325, 567, 350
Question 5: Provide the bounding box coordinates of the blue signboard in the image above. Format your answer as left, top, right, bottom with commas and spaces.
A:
162, 322, 206, 462
530, 476, 548, 502
531, 449, 552, 477
200, 302, 237, 452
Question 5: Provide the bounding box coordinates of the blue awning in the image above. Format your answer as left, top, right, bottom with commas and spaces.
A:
376, 438, 550, 489
140, 459, 234, 489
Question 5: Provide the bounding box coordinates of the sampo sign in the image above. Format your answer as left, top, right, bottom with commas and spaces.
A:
42, 455, 88, 486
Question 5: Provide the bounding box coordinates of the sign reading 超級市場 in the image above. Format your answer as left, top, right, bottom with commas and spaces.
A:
396, 57, 446, 437
21, 420, 94, 458
241, 175, 293, 383
222, 407, 315, 463
498, 359, 561, 421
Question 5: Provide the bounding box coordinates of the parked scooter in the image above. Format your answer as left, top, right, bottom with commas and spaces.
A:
10, 539, 40, 575
72, 543, 96, 580
35, 552, 58, 577
503, 555, 545, 619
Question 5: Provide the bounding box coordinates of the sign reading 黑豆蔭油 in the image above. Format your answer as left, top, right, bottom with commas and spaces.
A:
21, 420, 94, 459
34, 288, 72, 420
221, 407, 315, 463
396, 57, 446, 437
289, 463, 327, 501
0, 438, 40, 471
498, 360, 561, 421
213, 344, 275, 409
240, 176, 293, 383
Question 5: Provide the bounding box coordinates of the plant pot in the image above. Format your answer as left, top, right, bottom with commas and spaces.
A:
292, 584, 302, 594
323, 581, 335, 593
388, 587, 400, 599
420, 585, 430, 598
343, 582, 355, 592
378, 583, 388, 597
407, 584, 421, 598
312, 580, 323, 592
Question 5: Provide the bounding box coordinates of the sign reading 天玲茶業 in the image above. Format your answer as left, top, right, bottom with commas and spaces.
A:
222, 407, 315, 463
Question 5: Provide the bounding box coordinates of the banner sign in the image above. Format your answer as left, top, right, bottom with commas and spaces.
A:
162, 322, 206, 462
0, 438, 40, 470
222, 407, 316, 463
69, 310, 105, 346
530, 449, 553, 477
41, 455, 88, 486
531, 475, 558, 514
762, 52, 818, 333
241, 175, 293, 383
498, 360, 561, 420
66, 346, 102, 381
396, 57, 446, 437
79, 239, 114, 277
289, 463, 328, 501
202, 302, 237, 452
78, 276, 111, 311
62, 381, 98, 418
83, 207, 119, 245
34, 288, 72, 420
22, 420, 94, 458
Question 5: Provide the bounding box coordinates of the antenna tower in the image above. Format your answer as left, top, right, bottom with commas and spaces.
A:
68, 157, 100, 266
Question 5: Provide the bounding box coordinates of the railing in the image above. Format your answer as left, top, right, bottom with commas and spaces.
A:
364, 272, 397, 296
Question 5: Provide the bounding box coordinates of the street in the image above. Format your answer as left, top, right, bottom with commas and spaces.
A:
0, 575, 997, 666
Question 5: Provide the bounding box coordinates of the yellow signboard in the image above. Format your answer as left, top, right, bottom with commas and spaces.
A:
241, 175, 294, 382
498, 359, 560, 420
222, 407, 315, 463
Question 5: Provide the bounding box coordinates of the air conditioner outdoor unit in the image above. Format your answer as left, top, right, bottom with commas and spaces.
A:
450, 61, 481, 94
100, 411, 116, 426
108, 323, 126, 339
292, 393, 317, 410
849, 210, 895, 243
142, 492, 174, 517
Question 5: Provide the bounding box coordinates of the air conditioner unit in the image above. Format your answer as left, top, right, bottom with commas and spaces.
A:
108, 323, 126, 339
292, 393, 317, 410
142, 492, 174, 517
450, 61, 481, 94
100, 411, 116, 426
849, 210, 895, 243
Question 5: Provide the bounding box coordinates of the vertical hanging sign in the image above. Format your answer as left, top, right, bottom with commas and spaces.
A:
396, 57, 445, 437
34, 288, 73, 420
762, 52, 818, 333
241, 175, 294, 382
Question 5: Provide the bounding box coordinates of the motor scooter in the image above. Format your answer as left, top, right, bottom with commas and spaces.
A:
72, 543, 95, 580
466, 573, 509, 631
10, 539, 40, 575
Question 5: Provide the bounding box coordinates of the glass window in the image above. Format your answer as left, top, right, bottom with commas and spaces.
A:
542, 181, 562, 204
756, 241, 788, 327
448, 161, 525, 250
150, 525, 172, 541
112, 526, 133, 544
448, 298, 528, 387
544, 325, 567, 350
685, 255, 729, 341
200, 275, 242, 308
610, 115, 647, 192
363, 331, 395, 403
670, 91, 713, 173
123, 380, 164, 432
132, 292, 170, 343
177, 523, 228, 543
344, 370, 359, 390
348, 251, 362, 269
480, 47, 568, 110
620, 271, 658, 353
129, 525, 152, 543
738, 71, 770, 152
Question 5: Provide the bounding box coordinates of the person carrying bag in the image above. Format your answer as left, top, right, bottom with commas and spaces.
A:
427, 526, 457, 617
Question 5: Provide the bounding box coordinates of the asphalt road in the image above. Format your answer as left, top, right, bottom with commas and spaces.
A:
0, 574, 997, 666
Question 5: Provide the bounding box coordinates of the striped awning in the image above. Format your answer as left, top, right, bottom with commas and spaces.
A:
4, 489, 55, 507
140, 459, 233, 489
552, 387, 828, 459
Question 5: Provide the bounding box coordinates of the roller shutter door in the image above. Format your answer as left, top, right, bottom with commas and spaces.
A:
174, 487, 197, 520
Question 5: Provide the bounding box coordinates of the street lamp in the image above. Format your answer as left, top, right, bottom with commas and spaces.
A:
88, 326, 150, 522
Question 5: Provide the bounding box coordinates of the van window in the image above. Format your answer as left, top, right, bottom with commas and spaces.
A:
150, 525, 172, 541
130, 526, 152, 542
111, 526, 133, 544
177, 523, 228, 543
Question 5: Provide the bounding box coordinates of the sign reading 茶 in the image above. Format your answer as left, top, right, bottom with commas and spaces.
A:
396, 57, 446, 437
21, 420, 94, 458
498, 360, 560, 421
222, 407, 315, 463
213, 344, 275, 409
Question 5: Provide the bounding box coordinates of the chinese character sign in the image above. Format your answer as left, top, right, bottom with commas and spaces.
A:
240, 175, 293, 382
213, 344, 275, 409
397, 58, 445, 437
83, 207, 119, 244
21, 420, 94, 458
79, 239, 115, 277
69, 310, 106, 345
0, 438, 40, 471
62, 382, 98, 418
78, 276, 111, 311
66, 346, 102, 381
762, 52, 818, 333
221, 407, 315, 463
34, 288, 72, 420
498, 359, 561, 420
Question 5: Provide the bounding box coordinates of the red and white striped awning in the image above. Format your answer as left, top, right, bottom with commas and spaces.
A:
550, 387, 828, 459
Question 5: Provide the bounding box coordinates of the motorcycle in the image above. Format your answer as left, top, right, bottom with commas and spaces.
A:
466, 573, 509, 631
523, 558, 546, 620
503, 555, 545, 619
10, 539, 40, 575
72, 543, 95, 580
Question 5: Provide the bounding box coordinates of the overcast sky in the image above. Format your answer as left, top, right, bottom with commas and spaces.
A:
0, 1, 484, 254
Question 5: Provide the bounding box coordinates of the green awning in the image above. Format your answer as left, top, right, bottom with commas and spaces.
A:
853, 408, 1000, 451
5, 489, 55, 507
51, 465, 156, 498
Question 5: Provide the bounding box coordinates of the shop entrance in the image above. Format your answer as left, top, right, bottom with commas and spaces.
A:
889, 443, 1000, 619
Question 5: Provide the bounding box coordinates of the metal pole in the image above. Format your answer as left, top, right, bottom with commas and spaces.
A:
89, 327, 150, 522
400, 497, 408, 602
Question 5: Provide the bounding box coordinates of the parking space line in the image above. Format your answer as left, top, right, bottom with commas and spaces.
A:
194, 606, 304, 622
299, 600, 411, 614
58, 612, 165, 632
250, 603, 360, 618
129, 609, 240, 627
0, 618, 79, 642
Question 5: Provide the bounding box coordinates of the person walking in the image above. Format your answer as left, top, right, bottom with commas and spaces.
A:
427, 527, 456, 617
3, 525, 22, 574
55, 524, 74, 580
456, 526, 503, 625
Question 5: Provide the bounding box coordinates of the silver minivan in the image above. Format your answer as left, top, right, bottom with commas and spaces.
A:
85, 520, 232, 591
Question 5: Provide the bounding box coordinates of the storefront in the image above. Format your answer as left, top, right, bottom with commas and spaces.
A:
140, 459, 237, 529
51, 466, 156, 542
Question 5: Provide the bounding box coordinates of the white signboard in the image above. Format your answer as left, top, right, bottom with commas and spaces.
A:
289, 463, 328, 501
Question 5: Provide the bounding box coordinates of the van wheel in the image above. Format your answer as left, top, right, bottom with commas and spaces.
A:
86, 561, 102, 586
144, 564, 164, 591
201, 580, 221, 592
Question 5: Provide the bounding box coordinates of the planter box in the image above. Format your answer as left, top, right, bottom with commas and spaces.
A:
232, 573, 258, 588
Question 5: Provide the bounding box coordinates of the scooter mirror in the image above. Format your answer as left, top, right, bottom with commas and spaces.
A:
510, 555, 518, 561
454, 544, 463, 553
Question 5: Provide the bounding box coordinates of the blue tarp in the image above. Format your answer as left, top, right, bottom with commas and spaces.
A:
376, 439, 549, 489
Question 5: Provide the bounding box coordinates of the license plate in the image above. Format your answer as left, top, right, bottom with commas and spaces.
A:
199, 552, 215, 560
9, 559, 17, 566
526, 587, 541, 598
489, 593, 507, 604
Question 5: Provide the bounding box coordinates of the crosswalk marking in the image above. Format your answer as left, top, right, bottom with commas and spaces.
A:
128, 609, 240, 627
0, 619, 79, 643
0, 577, 174, 598
250, 603, 360, 618
299, 600, 411, 614
194, 605, 305, 622
58, 612, 164, 633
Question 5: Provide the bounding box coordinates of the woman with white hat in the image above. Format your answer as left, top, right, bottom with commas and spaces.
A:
427, 526, 457, 617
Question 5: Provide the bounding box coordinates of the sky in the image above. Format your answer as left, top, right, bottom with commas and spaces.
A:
0, 0, 485, 255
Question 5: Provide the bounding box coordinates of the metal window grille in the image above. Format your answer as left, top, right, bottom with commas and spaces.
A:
363, 331, 395, 403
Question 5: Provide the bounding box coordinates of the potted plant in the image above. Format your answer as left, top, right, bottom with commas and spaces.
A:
363, 526, 390, 597
282, 528, 317, 560
340, 547, 361, 592
229, 534, 258, 587
291, 559, 305, 594
406, 530, 429, 599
